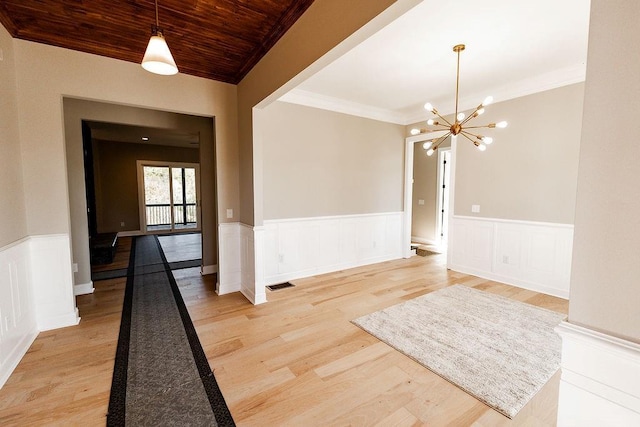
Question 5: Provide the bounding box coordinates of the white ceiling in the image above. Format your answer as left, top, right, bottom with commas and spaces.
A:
281, 0, 591, 125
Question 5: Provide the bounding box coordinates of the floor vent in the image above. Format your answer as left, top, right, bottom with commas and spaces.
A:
267, 282, 295, 291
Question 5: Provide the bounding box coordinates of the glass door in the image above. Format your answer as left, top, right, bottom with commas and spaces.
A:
138, 161, 200, 233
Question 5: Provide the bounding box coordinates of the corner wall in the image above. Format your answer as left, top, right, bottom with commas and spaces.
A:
0, 24, 27, 247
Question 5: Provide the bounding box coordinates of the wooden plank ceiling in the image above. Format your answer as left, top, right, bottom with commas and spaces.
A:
0, 0, 315, 84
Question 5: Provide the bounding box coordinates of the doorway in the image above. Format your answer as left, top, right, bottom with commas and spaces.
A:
137, 161, 201, 233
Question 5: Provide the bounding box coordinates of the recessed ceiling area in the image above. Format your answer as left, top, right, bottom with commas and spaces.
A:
86, 121, 200, 148
0, 0, 315, 83
281, 0, 591, 125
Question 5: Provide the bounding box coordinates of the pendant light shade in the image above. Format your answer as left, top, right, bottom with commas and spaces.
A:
142, 29, 178, 75
141, 0, 178, 75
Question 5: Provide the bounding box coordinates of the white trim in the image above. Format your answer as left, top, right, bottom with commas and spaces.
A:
448, 215, 573, 299
73, 281, 94, 296
29, 234, 80, 331
285, 64, 586, 126
556, 322, 640, 426
279, 89, 407, 124
136, 160, 202, 234
453, 214, 574, 229
217, 222, 242, 296
264, 211, 403, 225
410, 236, 437, 245
403, 131, 453, 259
201, 264, 217, 275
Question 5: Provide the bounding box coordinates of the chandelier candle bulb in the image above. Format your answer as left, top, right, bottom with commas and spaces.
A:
423, 141, 432, 149
483, 96, 494, 106
496, 121, 508, 128
410, 128, 421, 136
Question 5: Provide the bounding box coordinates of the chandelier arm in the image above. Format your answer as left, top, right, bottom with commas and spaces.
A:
432, 111, 453, 127
460, 130, 483, 141
459, 106, 484, 126
462, 124, 494, 130
459, 132, 480, 146
431, 132, 452, 150
154, 0, 159, 27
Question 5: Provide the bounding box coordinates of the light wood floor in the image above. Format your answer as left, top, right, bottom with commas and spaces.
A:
0, 250, 568, 426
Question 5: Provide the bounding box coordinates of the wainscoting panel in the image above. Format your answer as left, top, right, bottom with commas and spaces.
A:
556, 322, 640, 426
448, 216, 573, 298
262, 212, 403, 286
29, 234, 80, 331
0, 238, 38, 389
217, 223, 242, 296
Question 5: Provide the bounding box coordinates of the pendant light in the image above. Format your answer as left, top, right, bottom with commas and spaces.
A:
141, 0, 178, 75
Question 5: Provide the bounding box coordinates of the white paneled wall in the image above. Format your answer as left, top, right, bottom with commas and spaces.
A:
30, 235, 80, 331
0, 234, 79, 389
217, 223, 242, 296
449, 216, 573, 298
0, 238, 37, 388
261, 212, 403, 286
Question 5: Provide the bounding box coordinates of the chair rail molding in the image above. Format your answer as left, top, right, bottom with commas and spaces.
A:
448, 215, 573, 298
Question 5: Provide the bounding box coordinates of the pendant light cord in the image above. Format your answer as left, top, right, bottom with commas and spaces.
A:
154, 0, 159, 28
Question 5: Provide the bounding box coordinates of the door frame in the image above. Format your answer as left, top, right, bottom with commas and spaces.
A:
136, 160, 202, 234
402, 131, 457, 261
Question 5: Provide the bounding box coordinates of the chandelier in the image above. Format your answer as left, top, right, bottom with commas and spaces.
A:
411, 44, 507, 156
141, 0, 178, 75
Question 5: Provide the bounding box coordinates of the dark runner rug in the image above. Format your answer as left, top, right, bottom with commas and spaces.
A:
92, 259, 202, 281
107, 235, 234, 426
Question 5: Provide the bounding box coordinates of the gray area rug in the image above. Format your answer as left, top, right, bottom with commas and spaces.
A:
352, 285, 565, 418
107, 235, 234, 426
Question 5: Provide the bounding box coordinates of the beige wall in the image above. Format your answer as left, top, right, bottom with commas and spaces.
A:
411, 138, 450, 242
0, 24, 27, 247
94, 141, 199, 233
12, 40, 237, 287
238, 0, 420, 225
453, 83, 584, 224
569, 0, 640, 343
260, 101, 404, 219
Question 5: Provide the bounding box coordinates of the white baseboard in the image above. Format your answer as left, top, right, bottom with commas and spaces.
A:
116, 230, 143, 237
448, 216, 573, 298
73, 281, 94, 296
411, 236, 437, 245
556, 322, 640, 426
0, 329, 38, 389
38, 308, 81, 332
201, 264, 217, 275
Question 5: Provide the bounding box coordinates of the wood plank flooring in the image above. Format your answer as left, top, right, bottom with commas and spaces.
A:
0, 247, 568, 426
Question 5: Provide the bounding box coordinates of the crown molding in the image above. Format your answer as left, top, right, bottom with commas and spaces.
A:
278, 89, 407, 124
281, 63, 586, 126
